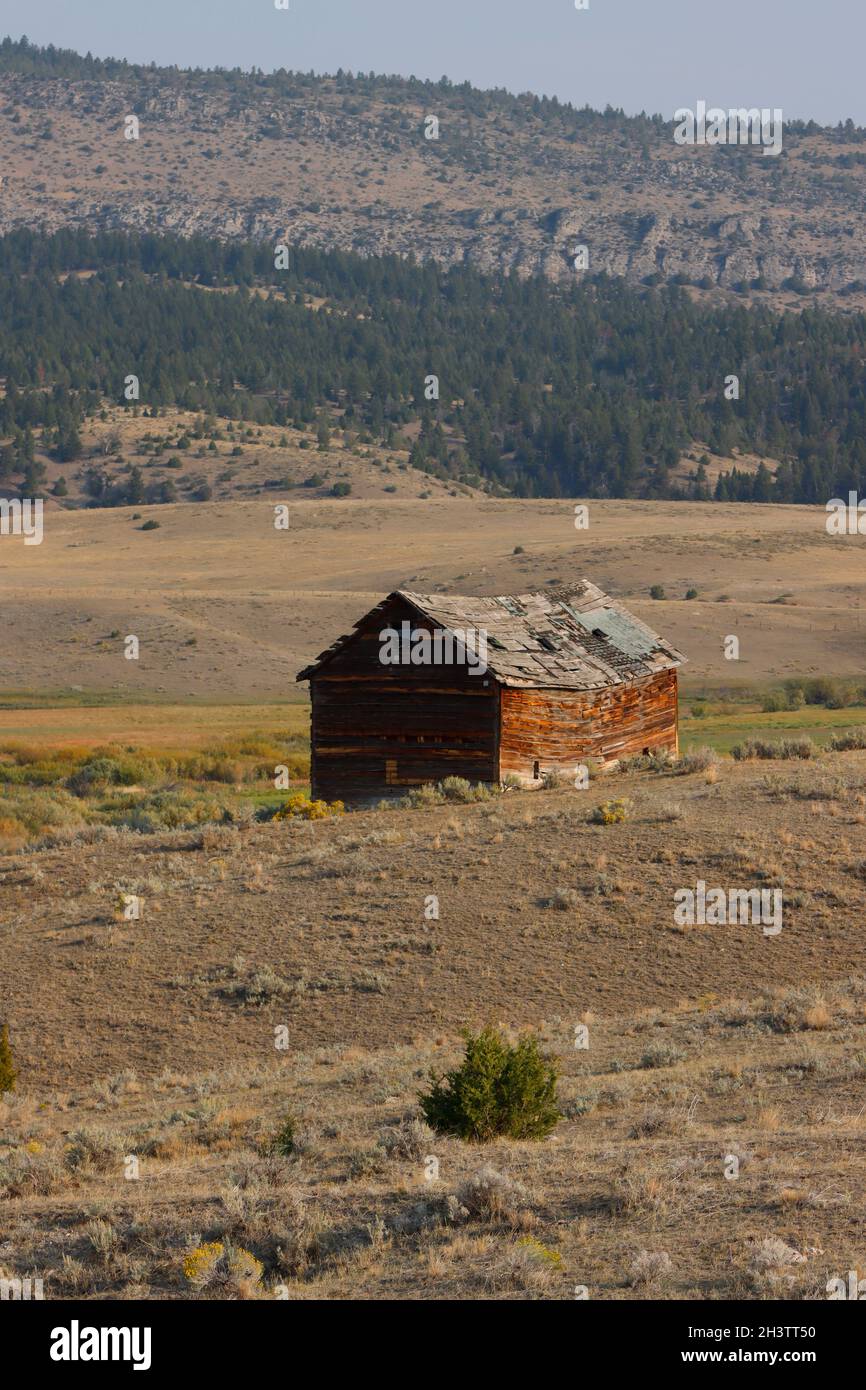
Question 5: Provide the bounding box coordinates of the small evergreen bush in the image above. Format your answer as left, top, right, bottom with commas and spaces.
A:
0, 1024, 17, 1094
420, 1028, 559, 1142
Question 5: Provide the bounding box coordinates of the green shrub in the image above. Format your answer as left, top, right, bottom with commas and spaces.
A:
829, 728, 866, 752
420, 1028, 560, 1142
0, 786, 88, 840
402, 783, 445, 808
67, 756, 126, 796
761, 691, 787, 713
541, 769, 572, 789
0, 1024, 17, 1094
589, 798, 631, 824
63, 1127, 124, 1173
800, 681, 856, 711
732, 738, 816, 762
270, 1112, 296, 1157
639, 1042, 685, 1070
765, 684, 808, 711
548, 887, 579, 910
787, 677, 862, 709
641, 748, 673, 772
109, 789, 224, 831
67, 755, 154, 797
618, 753, 649, 773
402, 778, 494, 808
457, 1165, 529, 1222
677, 746, 719, 774
439, 776, 480, 803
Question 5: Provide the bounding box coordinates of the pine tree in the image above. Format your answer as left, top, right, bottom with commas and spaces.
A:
23, 459, 47, 494
127, 465, 145, 505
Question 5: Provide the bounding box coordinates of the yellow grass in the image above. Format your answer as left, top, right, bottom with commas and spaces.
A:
0, 702, 308, 753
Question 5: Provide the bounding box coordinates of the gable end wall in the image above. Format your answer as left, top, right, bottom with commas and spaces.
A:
498, 669, 679, 777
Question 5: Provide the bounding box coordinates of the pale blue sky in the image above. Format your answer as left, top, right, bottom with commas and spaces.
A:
4, 0, 863, 126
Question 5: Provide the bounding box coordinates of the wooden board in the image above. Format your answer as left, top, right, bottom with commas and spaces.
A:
499, 670, 679, 777
308, 595, 498, 803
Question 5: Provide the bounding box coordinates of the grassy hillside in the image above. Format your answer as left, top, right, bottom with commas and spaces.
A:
2, 753, 866, 1299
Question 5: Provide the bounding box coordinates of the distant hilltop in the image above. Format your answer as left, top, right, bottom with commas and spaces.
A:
0, 36, 865, 310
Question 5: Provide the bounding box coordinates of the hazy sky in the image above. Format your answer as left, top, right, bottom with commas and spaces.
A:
4, 0, 863, 126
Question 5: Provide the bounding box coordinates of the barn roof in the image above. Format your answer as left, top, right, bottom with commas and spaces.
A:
297, 581, 686, 689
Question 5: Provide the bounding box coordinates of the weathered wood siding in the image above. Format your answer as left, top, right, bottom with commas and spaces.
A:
308, 596, 499, 804
499, 669, 678, 777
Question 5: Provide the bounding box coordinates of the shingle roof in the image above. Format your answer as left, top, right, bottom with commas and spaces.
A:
298, 581, 686, 689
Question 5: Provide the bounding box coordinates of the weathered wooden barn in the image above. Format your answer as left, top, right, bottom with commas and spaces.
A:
297, 582, 686, 804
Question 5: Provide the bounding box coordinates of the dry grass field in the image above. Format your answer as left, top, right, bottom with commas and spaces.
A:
2, 755, 866, 1300
6, 753, 866, 1085
0, 702, 307, 749
3, 484, 866, 700
4, 486, 866, 1301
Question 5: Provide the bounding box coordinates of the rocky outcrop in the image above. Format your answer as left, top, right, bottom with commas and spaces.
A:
2, 73, 864, 308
